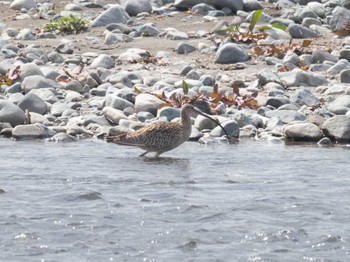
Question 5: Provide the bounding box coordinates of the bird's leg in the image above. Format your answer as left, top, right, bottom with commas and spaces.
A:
139, 151, 148, 157
154, 152, 161, 158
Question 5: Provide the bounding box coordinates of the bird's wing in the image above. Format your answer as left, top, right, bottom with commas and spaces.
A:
106, 122, 181, 149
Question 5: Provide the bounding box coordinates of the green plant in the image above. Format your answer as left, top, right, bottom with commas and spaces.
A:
213, 10, 268, 44
43, 15, 88, 34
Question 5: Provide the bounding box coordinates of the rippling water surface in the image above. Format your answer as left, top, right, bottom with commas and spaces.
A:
0, 138, 349, 261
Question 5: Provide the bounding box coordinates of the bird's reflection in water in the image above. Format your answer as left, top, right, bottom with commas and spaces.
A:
139, 156, 190, 166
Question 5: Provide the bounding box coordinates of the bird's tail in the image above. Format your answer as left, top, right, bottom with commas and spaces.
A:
105, 134, 127, 143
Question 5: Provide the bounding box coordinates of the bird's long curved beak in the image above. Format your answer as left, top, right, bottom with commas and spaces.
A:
192, 107, 230, 138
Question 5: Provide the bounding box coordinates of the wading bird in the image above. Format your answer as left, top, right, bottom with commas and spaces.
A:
105, 104, 229, 157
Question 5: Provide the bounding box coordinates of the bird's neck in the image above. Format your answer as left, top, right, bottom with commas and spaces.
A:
181, 109, 192, 137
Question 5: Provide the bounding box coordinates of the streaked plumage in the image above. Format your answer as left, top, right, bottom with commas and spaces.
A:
106, 104, 228, 157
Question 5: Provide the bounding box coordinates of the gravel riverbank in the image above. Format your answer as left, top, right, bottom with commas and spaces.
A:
1, 0, 350, 145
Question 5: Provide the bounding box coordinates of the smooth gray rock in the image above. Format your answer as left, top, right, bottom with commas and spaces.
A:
83, 115, 111, 127
297, 0, 321, 5
266, 97, 291, 108
302, 17, 322, 28
0, 100, 26, 127
47, 51, 64, 63
283, 52, 299, 65
134, 94, 164, 116
232, 111, 255, 127
103, 106, 128, 124
307, 2, 325, 18
28, 112, 48, 124
287, 24, 319, 38
105, 95, 134, 111
22, 75, 63, 94
340, 49, 350, 61
214, 43, 249, 64
327, 59, 350, 75
194, 114, 219, 131
311, 50, 338, 64
122, 0, 152, 16
136, 23, 160, 36
192, 3, 215, 15
55, 43, 73, 54
106, 23, 132, 34
64, 3, 82, 11
19, 63, 44, 80
309, 24, 332, 35
17, 93, 48, 115
12, 124, 56, 140
176, 42, 196, 54
136, 111, 154, 122
174, 0, 244, 11
257, 69, 282, 85
90, 54, 114, 69
210, 120, 240, 137
340, 69, 350, 83
284, 122, 323, 141
329, 7, 350, 32
327, 95, 350, 115
50, 101, 71, 117
291, 89, 320, 107
279, 69, 328, 87
265, 116, 284, 131
322, 115, 350, 142
64, 80, 85, 94
30, 88, 59, 104
9, 0, 36, 10
7, 93, 24, 105
243, 0, 263, 11
296, 7, 318, 21
207, 10, 226, 17
266, 110, 307, 123
4, 82, 22, 94
163, 29, 189, 40
158, 107, 180, 121
104, 32, 133, 45
91, 5, 130, 27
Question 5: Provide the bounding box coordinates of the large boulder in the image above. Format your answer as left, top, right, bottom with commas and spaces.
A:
279, 69, 328, 87
327, 95, 350, 115
0, 100, 25, 127
329, 7, 350, 32
283, 122, 323, 141
12, 124, 56, 140
17, 93, 48, 115
214, 43, 249, 64
322, 115, 350, 142
122, 0, 152, 16
9, 0, 36, 10
21, 75, 63, 94
91, 5, 130, 27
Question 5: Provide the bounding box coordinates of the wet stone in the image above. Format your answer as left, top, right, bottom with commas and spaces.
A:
283, 122, 324, 141
340, 69, 350, 83
12, 124, 57, 140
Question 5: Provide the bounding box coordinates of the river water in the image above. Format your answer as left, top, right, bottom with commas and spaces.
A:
0, 138, 349, 261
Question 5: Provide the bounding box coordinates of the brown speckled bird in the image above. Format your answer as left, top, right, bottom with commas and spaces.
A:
105, 104, 229, 157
